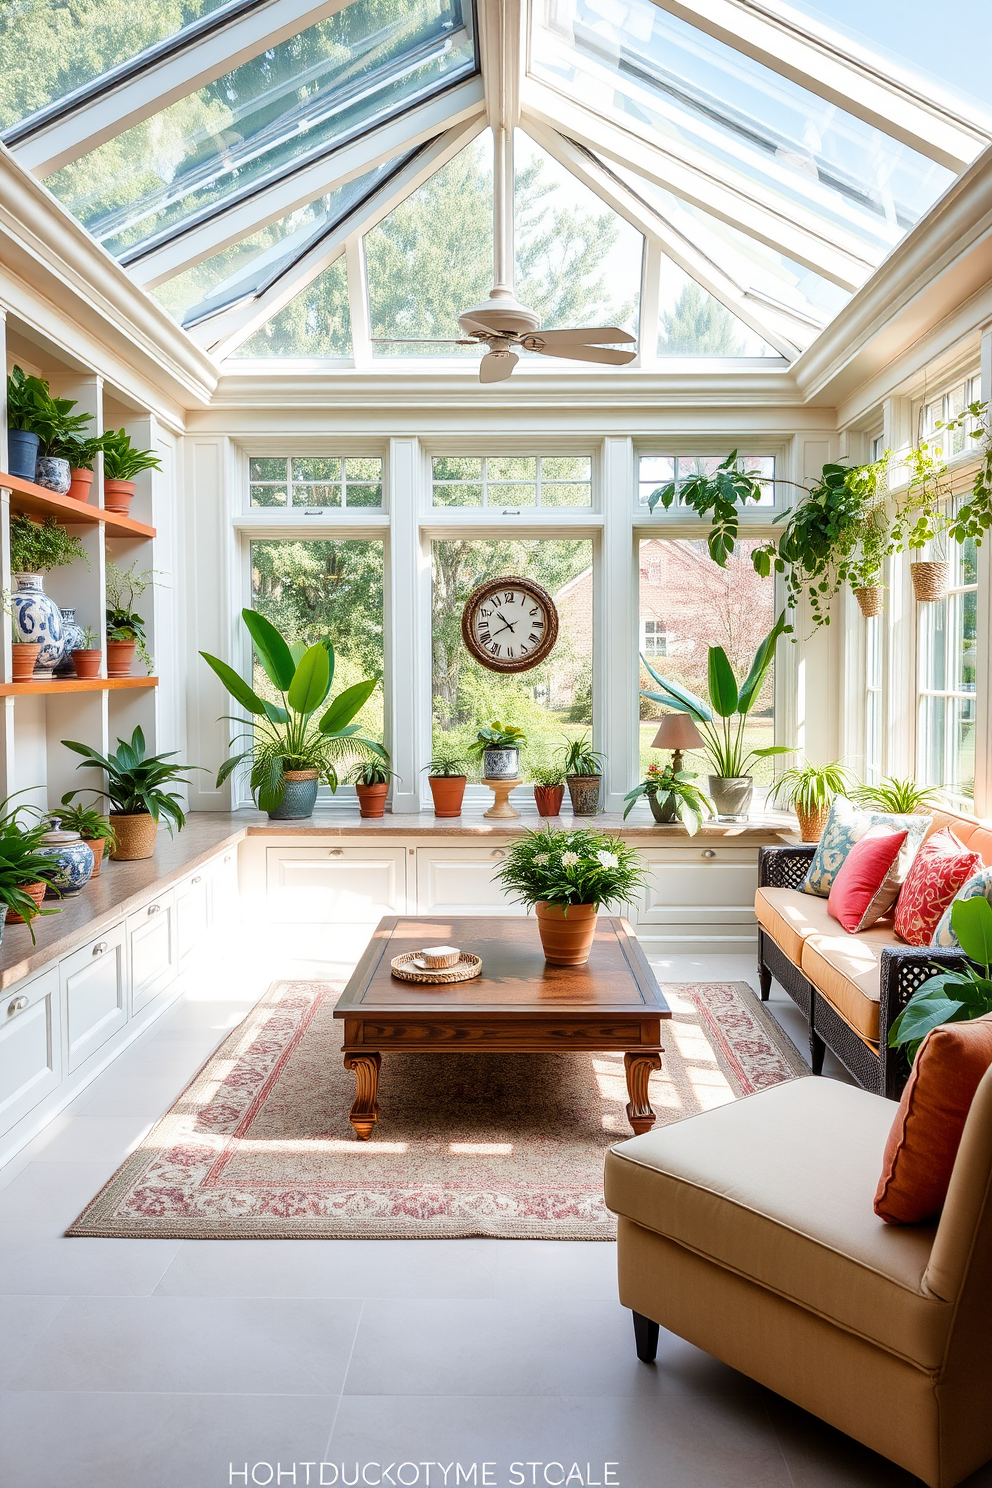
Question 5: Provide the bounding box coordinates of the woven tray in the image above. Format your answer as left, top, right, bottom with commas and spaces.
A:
390, 951, 482, 984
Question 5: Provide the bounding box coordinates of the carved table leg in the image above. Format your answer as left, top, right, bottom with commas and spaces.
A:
344, 1051, 381, 1140
624, 1052, 662, 1135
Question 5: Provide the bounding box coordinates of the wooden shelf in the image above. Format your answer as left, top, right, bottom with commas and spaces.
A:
0, 472, 156, 539
0, 676, 158, 696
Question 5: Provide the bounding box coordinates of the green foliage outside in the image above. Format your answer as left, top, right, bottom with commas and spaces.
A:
659, 284, 745, 356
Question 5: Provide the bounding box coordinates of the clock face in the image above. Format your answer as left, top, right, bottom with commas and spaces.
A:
461, 576, 559, 673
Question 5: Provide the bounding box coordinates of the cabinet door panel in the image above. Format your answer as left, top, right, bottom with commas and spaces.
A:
175, 873, 209, 965
265, 848, 405, 923
636, 848, 759, 928
0, 967, 61, 1138
416, 847, 524, 916
129, 892, 177, 1013
61, 924, 127, 1073
210, 850, 240, 930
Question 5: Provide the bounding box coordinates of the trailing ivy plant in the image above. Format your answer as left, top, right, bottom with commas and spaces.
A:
647, 451, 767, 566
944, 400, 992, 547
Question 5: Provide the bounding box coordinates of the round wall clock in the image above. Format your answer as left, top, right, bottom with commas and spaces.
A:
461, 575, 559, 673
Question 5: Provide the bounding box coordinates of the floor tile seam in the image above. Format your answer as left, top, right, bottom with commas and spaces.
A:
0, 1387, 346, 1400
327, 1299, 367, 1452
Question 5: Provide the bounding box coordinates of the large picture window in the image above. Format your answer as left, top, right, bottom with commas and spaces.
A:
249, 457, 383, 509
917, 527, 977, 809
432, 456, 592, 508
637, 455, 775, 510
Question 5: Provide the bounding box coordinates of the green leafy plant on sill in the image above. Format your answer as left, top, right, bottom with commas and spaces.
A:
854, 776, 945, 815
201, 608, 385, 812
9, 514, 88, 575
494, 825, 647, 912
646, 451, 768, 566
558, 733, 604, 778
622, 763, 712, 835
51, 792, 119, 852
770, 759, 858, 813
62, 727, 201, 836
101, 429, 163, 482
530, 764, 566, 787
425, 749, 468, 778
106, 561, 154, 670
347, 756, 396, 787
641, 611, 792, 780
0, 807, 61, 943
889, 896, 992, 1063
53, 434, 106, 471
468, 722, 527, 759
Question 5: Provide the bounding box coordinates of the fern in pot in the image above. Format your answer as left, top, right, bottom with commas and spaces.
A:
424, 748, 468, 817
348, 754, 396, 818
531, 764, 566, 818
559, 734, 605, 816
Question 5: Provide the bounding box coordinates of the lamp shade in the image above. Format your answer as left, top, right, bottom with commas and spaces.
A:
651, 715, 705, 752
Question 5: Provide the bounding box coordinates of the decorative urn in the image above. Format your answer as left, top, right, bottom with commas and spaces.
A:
11, 573, 65, 673
37, 822, 95, 898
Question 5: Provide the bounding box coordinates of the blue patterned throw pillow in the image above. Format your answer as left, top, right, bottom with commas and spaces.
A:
802, 797, 931, 899
931, 866, 992, 947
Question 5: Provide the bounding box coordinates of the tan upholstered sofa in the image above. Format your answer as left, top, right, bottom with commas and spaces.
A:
755, 808, 992, 1097
605, 1070, 992, 1488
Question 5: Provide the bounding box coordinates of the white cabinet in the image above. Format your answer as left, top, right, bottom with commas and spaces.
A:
128, 889, 177, 1013
210, 849, 240, 930
175, 871, 210, 967
61, 922, 127, 1073
633, 845, 759, 948
265, 845, 406, 923
0, 966, 62, 1139
415, 845, 525, 916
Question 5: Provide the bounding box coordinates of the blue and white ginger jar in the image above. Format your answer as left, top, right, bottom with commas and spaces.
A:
12, 574, 65, 673
54, 608, 86, 674
38, 825, 94, 898
34, 455, 71, 495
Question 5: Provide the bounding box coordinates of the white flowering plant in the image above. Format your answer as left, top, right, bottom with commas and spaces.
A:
495, 826, 647, 911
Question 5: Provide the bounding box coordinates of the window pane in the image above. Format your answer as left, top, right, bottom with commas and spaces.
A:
541, 483, 591, 508
250, 459, 287, 482
250, 485, 287, 508
487, 482, 536, 507
488, 457, 537, 481
295, 483, 341, 508
433, 457, 482, 480
638, 537, 777, 785
433, 483, 483, 508
250, 540, 384, 748
916, 504, 978, 809
638, 455, 775, 509
345, 484, 382, 509
658, 270, 779, 358
345, 458, 382, 483
432, 539, 593, 768
293, 458, 340, 483
543, 457, 591, 480
232, 259, 351, 359
48, 0, 476, 258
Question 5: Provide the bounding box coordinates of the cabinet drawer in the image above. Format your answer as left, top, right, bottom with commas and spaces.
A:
128, 890, 177, 1013
265, 847, 406, 923
415, 846, 524, 916
175, 872, 209, 965
635, 847, 759, 928
0, 966, 62, 1139
61, 922, 127, 1073
210, 850, 240, 930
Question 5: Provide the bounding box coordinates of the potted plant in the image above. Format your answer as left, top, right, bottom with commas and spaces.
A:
51, 792, 118, 875
425, 749, 468, 817
770, 758, 857, 841
559, 734, 605, 816
0, 812, 61, 941
71, 626, 102, 679
494, 825, 646, 965
9, 514, 88, 674
888, 897, 992, 1062
641, 611, 792, 821
34, 394, 97, 496
5, 367, 52, 482
101, 428, 162, 513
853, 776, 945, 814
531, 764, 566, 818
62, 726, 200, 860
56, 432, 107, 503
105, 562, 153, 676
469, 722, 526, 780
201, 608, 384, 820
891, 439, 952, 602
349, 755, 395, 818
623, 763, 712, 834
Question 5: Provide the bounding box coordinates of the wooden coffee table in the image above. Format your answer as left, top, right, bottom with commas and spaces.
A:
335, 915, 671, 1140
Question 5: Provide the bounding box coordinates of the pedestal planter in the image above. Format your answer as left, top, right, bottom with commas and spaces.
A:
7, 430, 40, 481
68, 468, 94, 503
534, 784, 565, 817
11, 643, 41, 681
482, 745, 519, 779
854, 586, 882, 618
83, 838, 106, 876
11, 573, 64, 673
356, 781, 388, 818
535, 901, 598, 966
34, 456, 71, 495
38, 828, 94, 897
71, 649, 102, 679
911, 561, 950, 603
566, 774, 601, 816
103, 478, 136, 514
708, 776, 753, 822
7, 881, 48, 923
109, 814, 158, 861
796, 805, 830, 842
106, 640, 136, 677
429, 776, 466, 817
648, 793, 680, 824
267, 769, 319, 821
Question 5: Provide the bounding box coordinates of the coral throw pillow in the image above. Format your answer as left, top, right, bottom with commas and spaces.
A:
827, 825, 908, 933
875, 1014, 992, 1224
894, 828, 982, 947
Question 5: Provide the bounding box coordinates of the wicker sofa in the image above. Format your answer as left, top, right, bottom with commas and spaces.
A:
756, 808, 992, 1099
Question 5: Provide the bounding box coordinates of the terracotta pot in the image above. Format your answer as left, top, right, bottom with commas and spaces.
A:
103, 478, 136, 513
11, 642, 41, 682
535, 901, 598, 966
67, 468, 94, 503
71, 649, 102, 679
83, 838, 106, 876
566, 774, 601, 816
106, 640, 136, 677
429, 775, 466, 817
854, 586, 882, 618
7, 880, 48, 924
796, 804, 830, 843
110, 813, 158, 860
911, 561, 950, 603
533, 783, 565, 817
356, 781, 388, 818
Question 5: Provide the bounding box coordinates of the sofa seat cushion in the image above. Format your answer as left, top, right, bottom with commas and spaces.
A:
800, 920, 899, 1042
604, 1077, 947, 1366
755, 886, 839, 964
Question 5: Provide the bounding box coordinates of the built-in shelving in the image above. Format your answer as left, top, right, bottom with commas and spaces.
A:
0, 471, 156, 539
0, 677, 158, 696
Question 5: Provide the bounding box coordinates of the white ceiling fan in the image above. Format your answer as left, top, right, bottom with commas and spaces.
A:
371, 129, 637, 382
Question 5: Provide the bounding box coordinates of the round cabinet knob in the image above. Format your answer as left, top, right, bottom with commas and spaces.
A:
702, 849, 717, 860
7, 995, 29, 1016
93, 941, 108, 956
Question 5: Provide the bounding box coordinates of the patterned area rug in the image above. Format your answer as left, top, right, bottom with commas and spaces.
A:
67, 980, 807, 1241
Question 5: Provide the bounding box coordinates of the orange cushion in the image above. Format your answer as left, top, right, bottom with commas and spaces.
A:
874, 1013, 992, 1224
828, 826, 907, 933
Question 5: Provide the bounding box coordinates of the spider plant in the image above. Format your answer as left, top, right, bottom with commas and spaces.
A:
770, 759, 858, 813
854, 776, 945, 815
558, 734, 605, 777
425, 749, 468, 777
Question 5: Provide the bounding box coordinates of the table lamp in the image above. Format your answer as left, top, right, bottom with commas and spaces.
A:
651, 714, 705, 773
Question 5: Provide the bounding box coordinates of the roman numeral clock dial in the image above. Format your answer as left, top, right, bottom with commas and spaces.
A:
461, 576, 559, 674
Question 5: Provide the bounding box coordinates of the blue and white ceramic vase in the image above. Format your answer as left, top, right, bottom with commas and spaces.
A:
37, 826, 94, 898
54, 609, 86, 674
267, 769, 320, 820
34, 455, 71, 495
11, 574, 65, 674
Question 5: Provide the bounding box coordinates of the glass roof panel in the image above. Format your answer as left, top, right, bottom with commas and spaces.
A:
531, 0, 955, 255
229, 256, 351, 357
151, 158, 404, 327
46, 0, 476, 260
0, 0, 238, 131
657, 262, 779, 357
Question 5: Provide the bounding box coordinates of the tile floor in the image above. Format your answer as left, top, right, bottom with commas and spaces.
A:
0, 945, 985, 1488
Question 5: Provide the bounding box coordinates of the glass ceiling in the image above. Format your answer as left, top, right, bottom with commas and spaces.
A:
4, 0, 987, 373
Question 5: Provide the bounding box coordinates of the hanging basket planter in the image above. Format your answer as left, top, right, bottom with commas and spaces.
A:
854, 586, 883, 618
910, 561, 950, 603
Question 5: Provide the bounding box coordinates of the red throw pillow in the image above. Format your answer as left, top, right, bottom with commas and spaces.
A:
827, 826, 908, 933
893, 828, 982, 946
875, 1014, 992, 1224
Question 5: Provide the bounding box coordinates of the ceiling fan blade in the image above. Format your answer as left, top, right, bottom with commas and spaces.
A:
479, 351, 518, 383
523, 327, 635, 348
370, 337, 476, 345
532, 344, 637, 366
